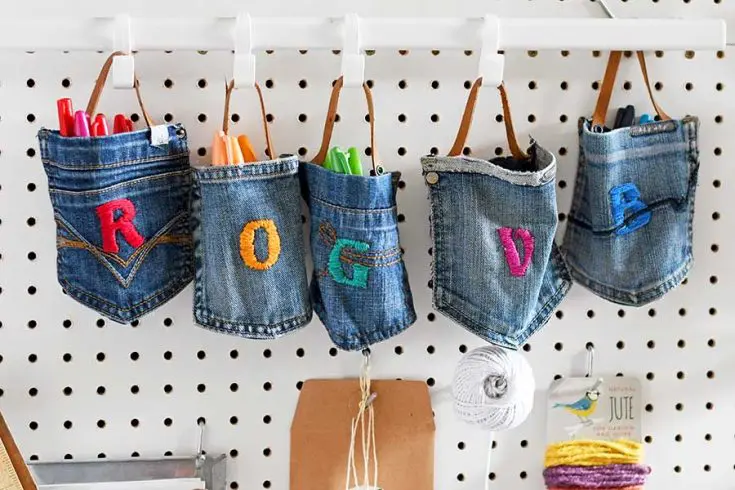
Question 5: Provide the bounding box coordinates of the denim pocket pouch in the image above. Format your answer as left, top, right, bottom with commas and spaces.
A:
301, 162, 417, 351
422, 144, 572, 349
38, 125, 194, 323
191, 156, 312, 338
562, 117, 700, 306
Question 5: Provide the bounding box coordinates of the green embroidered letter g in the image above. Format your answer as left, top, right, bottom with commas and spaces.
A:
328, 238, 371, 288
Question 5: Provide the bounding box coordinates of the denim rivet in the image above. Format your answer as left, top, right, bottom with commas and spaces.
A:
425, 172, 439, 185
176, 127, 186, 138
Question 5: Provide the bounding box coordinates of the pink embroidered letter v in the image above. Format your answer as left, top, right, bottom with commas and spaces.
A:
497, 227, 535, 277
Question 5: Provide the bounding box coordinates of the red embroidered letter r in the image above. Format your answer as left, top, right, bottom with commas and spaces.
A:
96, 198, 145, 254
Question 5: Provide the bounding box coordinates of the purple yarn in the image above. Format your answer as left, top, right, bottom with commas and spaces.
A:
543, 464, 651, 488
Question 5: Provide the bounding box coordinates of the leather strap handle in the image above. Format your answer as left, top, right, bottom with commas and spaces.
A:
312, 76, 381, 175
591, 51, 670, 129
223, 80, 275, 158
448, 79, 527, 160
85, 51, 154, 127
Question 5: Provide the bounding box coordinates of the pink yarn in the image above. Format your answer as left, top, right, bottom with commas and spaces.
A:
498, 227, 535, 277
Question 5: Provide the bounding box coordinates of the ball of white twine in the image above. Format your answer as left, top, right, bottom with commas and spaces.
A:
452, 345, 535, 431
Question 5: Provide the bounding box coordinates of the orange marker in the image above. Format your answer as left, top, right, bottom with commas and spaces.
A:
228, 136, 245, 164
237, 134, 258, 163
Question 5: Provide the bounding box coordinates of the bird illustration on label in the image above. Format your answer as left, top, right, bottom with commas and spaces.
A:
554, 378, 603, 426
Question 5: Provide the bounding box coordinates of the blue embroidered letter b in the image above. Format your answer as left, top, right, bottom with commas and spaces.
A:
609, 183, 651, 236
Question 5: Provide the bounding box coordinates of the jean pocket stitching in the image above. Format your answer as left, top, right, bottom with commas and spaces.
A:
57, 211, 192, 288
310, 195, 396, 215
48, 169, 191, 196
42, 152, 189, 171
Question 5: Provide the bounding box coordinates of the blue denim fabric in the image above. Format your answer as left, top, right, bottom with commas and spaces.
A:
191, 156, 312, 338
562, 118, 699, 306
421, 144, 571, 349
301, 162, 416, 351
37, 125, 193, 323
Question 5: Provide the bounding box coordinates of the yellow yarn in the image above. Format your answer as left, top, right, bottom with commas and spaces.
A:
544, 439, 643, 468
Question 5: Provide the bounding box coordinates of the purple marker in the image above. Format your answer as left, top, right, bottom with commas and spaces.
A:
73, 110, 90, 137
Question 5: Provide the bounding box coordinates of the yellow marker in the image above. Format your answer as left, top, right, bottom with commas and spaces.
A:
240, 219, 281, 270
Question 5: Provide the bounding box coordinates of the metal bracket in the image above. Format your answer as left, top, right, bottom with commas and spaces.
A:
233, 13, 256, 89
112, 14, 134, 89
478, 14, 504, 87
341, 13, 365, 88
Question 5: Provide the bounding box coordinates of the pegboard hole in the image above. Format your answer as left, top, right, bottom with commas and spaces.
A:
647, 340, 656, 349
329, 347, 338, 357
197, 350, 206, 360
431, 80, 440, 89
230, 383, 239, 392
676, 371, 685, 380
427, 345, 435, 354
263, 382, 272, 391
394, 346, 404, 355
164, 384, 173, 394
459, 345, 467, 354
296, 347, 305, 358
616, 340, 625, 350
426, 377, 436, 387
685, 82, 694, 91
230, 349, 238, 359
197, 78, 207, 89
677, 339, 686, 348
586, 310, 595, 319
97, 386, 105, 395
398, 80, 408, 89
522, 344, 531, 352
646, 372, 655, 381
554, 342, 563, 351
197, 383, 206, 393
398, 113, 407, 123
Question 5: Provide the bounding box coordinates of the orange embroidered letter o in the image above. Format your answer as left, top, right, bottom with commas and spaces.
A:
240, 219, 281, 270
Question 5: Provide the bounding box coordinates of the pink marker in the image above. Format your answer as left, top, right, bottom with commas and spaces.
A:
73, 110, 90, 137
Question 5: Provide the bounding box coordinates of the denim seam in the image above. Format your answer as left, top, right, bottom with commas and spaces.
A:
42, 153, 190, 170
194, 310, 312, 339
60, 271, 192, 314
566, 254, 692, 305
49, 169, 192, 196
567, 196, 688, 235
313, 299, 414, 351
56, 211, 190, 288
309, 195, 397, 215
421, 156, 556, 187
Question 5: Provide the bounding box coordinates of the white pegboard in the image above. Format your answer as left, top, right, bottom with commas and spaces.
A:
1, 1, 734, 489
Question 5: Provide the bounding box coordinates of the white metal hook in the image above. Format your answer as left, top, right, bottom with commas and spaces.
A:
196, 418, 206, 464
341, 13, 365, 88
112, 14, 134, 89
585, 343, 595, 378
233, 13, 256, 89
478, 15, 504, 87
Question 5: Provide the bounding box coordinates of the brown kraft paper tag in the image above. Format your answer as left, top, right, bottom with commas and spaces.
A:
291, 379, 435, 490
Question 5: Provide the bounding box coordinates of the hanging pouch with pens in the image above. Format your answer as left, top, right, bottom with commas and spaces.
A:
191, 81, 311, 338
421, 80, 571, 349
562, 52, 700, 306
301, 77, 416, 351
37, 52, 193, 323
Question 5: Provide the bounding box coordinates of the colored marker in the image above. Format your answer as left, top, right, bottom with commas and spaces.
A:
113, 114, 128, 134
237, 135, 257, 163
73, 110, 90, 137
56, 98, 74, 137
91, 114, 109, 137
